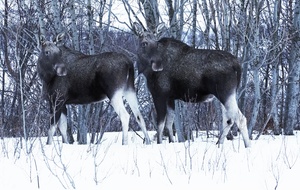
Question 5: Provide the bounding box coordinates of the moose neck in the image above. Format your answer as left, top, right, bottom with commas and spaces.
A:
59, 46, 85, 63
158, 38, 191, 60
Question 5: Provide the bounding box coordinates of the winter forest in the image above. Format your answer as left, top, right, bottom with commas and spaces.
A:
1, 0, 299, 142
1, 0, 300, 189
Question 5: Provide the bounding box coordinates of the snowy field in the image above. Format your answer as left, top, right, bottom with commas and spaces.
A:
1, 131, 300, 190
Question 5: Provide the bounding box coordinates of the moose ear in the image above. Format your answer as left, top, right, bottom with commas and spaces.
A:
40, 35, 46, 46
133, 22, 145, 37
54, 32, 65, 46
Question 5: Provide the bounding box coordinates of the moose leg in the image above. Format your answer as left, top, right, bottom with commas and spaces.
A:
165, 101, 175, 143
47, 109, 61, 145
157, 119, 166, 144
61, 106, 74, 144
153, 97, 168, 144
236, 110, 250, 147
217, 105, 234, 146
124, 90, 151, 144
218, 94, 251, 148
58, 112, 69, 144
47, 124, 57, 145
47, 106, 69, 145
110, 90, 130, 145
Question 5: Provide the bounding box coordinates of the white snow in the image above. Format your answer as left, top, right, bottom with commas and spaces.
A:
1, 131, 300, 190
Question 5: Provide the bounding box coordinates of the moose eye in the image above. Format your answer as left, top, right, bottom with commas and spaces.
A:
141, 42, 148, 48
45, 51, 50, 56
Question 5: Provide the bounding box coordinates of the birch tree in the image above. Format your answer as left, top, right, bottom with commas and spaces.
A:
1, 0, 11, 137
268, 0, 281, 135
139, 0, 160, 32
191, 0, 197, 47
283, 0, 300, 135
51, 0, 62, 33
199, 0, 212, 48
165, 0, 185, 39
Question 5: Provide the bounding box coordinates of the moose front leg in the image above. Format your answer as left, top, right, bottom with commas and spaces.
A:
164, 101, 175, 143
47, 106, 61, 145
47, 104, 69, 145
153, 97, 168, 144
58, 112, 69, 144
157, 119, 166, 144
47, 112, 69, 145
47, 124, 57, 145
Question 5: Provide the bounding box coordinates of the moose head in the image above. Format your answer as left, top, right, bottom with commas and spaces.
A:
39, 33, 67, 77
133, 22, 165, 72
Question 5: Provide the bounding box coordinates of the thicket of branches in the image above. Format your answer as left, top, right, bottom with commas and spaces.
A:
0, 0, 299, 143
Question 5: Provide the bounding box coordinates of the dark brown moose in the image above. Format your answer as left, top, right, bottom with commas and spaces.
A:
133, 23, 250, 148
37, 33, 151, 145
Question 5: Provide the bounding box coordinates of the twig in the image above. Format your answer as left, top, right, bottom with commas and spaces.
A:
159, 149, 173, 185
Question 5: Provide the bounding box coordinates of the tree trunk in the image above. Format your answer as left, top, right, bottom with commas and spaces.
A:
165, 0, 176, 38
87, 0, 95, 56
1, 0, 9, 138
70, 0, 79, 50
51, 0, 62, 33
140, 0, 159, 32
283, 0, 300, 135
237, 0, 249, 113
248, 68, 261, 139
218, 0, 231, 51
270, 0, 282, 135
165, 0, 183, 39
67, 0, 80, 144
271, 64, 280, 135
1, 64, 5, 138
77, 0, 96, 145
200, 0, 211, 48
191, 0, 197, 48
35, 0, 46, 36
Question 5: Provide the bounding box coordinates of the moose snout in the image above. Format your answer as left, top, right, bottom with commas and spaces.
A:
151, 60, 163, 72
54, 63, 67, 76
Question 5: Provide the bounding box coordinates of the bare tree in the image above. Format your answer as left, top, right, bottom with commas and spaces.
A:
283, 0, 300, 135
139, 0, 160, 32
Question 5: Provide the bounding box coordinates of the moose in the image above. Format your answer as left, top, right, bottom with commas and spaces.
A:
133, 23, 250, 148
37, 33, 151, 145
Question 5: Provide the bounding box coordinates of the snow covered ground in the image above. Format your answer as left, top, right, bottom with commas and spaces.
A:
1, 131, 300, 190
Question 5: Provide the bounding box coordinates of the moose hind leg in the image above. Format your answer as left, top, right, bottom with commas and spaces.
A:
217, 105, 234, 146
220, 94, 251, 148
110, 90, 130, 145
234, 110, 250, 148
124, 90, 151, 144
